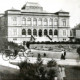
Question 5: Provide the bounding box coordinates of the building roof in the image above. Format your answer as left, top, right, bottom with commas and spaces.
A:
22, 2, 41, 9
55, 9, 69, 14
24, 2, 41, 7
74, 24, 80, 29
6, 7, 20, 11
21, 2, 43, 12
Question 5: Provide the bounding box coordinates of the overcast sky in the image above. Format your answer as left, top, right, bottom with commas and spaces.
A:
0, 0, 80, 28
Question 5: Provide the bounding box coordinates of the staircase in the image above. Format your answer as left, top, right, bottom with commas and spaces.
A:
30, 35, 35, 41
46, 35, 52, 41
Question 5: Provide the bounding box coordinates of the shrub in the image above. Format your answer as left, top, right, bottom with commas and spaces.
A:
77, 46, 80, 56
18, 59, 58, 80
47, 60, 57, 67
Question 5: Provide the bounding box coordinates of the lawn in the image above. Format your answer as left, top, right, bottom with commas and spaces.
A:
29, 44, 79, 59
29, 49, 79, 59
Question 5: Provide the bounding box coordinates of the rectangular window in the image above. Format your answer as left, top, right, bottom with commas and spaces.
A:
13, 29, 17, 36
13, 38, 17, 40
49, 22, 53, 26
27, 18, 31, 26
63, 21, 66, 26
38, 19, 42, 26
33, 21, 37, 26
13, 17, 17, 25
49, 19, 53, 26
63, 30, 66, 36
54, 21, 58, 26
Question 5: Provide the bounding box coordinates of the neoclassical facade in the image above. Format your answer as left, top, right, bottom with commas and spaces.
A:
0, 2, 70, 45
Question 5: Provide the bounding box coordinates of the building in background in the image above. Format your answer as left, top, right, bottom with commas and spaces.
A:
0, 2, 70, 45
71, 24, 80, 42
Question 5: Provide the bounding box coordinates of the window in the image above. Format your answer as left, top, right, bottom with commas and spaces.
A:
13, 29, 17, 35
49, 29, 53, 35
22, 29, 26, 35
22, 17, 26, 25
13, 17, 17, 25
44, 18, 48, 26
54, 29, 58, 35
63, 20, 66, 26
70, 30, 73, 36
27, 18, 31, 25
28, 29, 31, 35
33, 18, 37, 26
54, 19, 58, 26
44, 29, 48, 35
49, 18, 53, 26
33, 29, 37, 36
39, 29, 42, 37
13, 38, 17, 40
38, 18, 42, 26
63, 30, 66, 36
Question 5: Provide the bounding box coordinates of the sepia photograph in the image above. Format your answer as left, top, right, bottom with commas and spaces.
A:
0, 0, 80, 80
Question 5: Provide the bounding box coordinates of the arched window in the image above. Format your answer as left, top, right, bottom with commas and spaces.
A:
22, 17, 26, 25
44, 29, 48, 35
44, 18, 48, 26
39, 29, 42, 37
54, 29, 58, 35
27, 18, 31, 25
49, 18, 53, 26
22, 29, 26, 35
28, 29, 31, 35
49, 29, 53, 35
33, 18, 37, 26
54, 19, 58, 26
38, 18, 42, 26
33, 29, 37, 36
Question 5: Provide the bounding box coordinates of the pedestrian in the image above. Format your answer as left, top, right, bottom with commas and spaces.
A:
14, 49, 18, 56
61, 54, 65, 60
64, 50, 66, 56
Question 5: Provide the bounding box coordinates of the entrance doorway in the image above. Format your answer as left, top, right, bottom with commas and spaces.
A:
39, 29, 42, 37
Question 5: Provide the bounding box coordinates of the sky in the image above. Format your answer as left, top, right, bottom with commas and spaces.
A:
0, 0, 80, 28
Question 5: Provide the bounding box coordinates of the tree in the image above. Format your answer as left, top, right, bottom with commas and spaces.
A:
47, 59, 58, 80
39, 66, 47, 80
47, 69, 56, 80
77, 47, 80, 57
36, 53, 43, 68
19, 61, 40, 80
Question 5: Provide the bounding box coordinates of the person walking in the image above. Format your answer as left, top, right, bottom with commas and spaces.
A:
61, 54, 65, 60
63, 50, 66, 60
64, 50, 66, 56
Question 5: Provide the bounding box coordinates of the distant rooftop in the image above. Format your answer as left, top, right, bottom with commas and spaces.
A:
74, 23, 80, 29
58, 10, 66, 12
6, 7, 20, 11
24, 2, 41, 7
55, 9, 69, 14
21, 2, 44, 12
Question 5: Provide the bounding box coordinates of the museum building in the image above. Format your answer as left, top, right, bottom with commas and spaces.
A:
0, 2, 70, 45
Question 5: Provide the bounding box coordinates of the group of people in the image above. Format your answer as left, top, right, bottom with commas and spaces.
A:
61, 50, 66, 60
